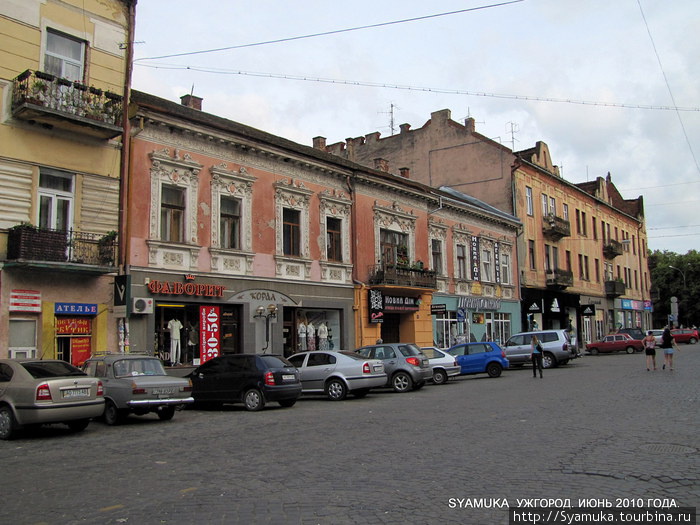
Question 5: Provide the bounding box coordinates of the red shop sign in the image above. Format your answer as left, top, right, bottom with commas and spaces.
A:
200, 306, 220, 364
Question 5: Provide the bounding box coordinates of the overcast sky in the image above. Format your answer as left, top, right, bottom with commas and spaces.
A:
132, 0, 699, 255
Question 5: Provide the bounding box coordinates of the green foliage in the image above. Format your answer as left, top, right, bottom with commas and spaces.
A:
649, 250, 699, 328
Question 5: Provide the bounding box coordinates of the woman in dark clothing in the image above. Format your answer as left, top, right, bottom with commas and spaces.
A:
660, 327, 677, 370
530, 335, 543, 378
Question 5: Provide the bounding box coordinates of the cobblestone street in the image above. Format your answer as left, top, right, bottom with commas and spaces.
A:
1, 347, 698, 525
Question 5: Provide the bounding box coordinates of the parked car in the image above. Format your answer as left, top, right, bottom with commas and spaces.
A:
188, 354, 301, 411
0, 359, 104, 440
287, 351, 386, 400
355, 343, 432, 393
420, 347, 461, 384
649, 329, 664, 345
503, 330, 576, 368
585, 333, 643, 355
82, 354, 194, 425
616, 327, 646, 341
446, 342, 509, 378
672, 328, 699, 344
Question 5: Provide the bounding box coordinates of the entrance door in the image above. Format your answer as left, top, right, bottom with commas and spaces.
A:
381, 314, 401, 343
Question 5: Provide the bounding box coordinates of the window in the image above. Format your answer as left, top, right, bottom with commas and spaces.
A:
581, 211, 587, 236
578, 254, 584, 279
632, 235, 636, 255
9, 320, 37, 358
380, 229, 408, 266
595, 258, 600, 282
565, 251, 572, 273
283, 208, 301, 256
549, 197, 556, 216
526, 187, 533, 216
480, 248, 492, 281
431, 239, 443, 274
563, 204, 569, 221
456, 244, 467, 279
544, 244, 552, 272
326, 217, 342, 262
604, 262, 614, 281
434, 312, 469, 348
500, 253, 511, 285
45, 30, 84, 81
552, 246, 559, 270
160, 186, 185, 242
541, 194, 548, 216
592, 217, 597, 240
528, 240, 536, 270
220, 196, 241, 250
575, 209, 581, 235
39, 170, 73, 231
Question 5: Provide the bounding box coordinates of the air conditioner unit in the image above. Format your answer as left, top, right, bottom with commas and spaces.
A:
132, 297, 154, 314
10, 349, 36, 359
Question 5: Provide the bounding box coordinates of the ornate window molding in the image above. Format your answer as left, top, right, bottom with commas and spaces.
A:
209, 163, 256, 275
274, 179, 313, 280
373, 201, 416, 263
319, 189, 353, 284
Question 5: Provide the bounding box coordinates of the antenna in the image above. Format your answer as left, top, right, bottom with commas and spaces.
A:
378, 103, 400, 135
460, 107, 484, 126
190, 84, 195, 96
506, 121, 520, 150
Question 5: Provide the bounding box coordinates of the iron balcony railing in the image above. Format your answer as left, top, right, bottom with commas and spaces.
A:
546, 268, 574, 289
367, 263, 437, 289
6, 225, 117, 266
542, 214, 571, 241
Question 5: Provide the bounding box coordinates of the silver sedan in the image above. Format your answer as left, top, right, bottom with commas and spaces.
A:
287, 351, 386, 401
0, 359, 105, 440
421, 347, 462, 384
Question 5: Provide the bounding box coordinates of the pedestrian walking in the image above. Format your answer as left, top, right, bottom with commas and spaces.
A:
659, 327, 679, 371
530, 335, 543, 378
643, 330, 657, 371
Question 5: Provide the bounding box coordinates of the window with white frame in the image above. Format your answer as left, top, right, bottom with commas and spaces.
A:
326, 217, 342, 262
160, 185, 185, 242
39, 169, 73, 231
481, 247, 492, 282
380, 229, 408, 266
500, 253, 511, 285
431, 239, 443, 274
434, 312, 469, 348
274, 179, 312, 260
45, 30, 84, 81
549, 196, 556, 216
456, 244, 467, 280
9, 319, 37, 359
525, 186, 533, 216
374, 203, 416, 269
541, 194, 548, 216
209, 164, 255, 253
563, 203, 569, 221
220, 196, 241, 250
283, 208, 301, 256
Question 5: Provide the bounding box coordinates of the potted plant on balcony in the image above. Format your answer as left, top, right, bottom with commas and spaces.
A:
97, 230, 118, 265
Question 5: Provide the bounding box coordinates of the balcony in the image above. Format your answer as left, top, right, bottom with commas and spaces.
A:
605, 279, 626, 297
546, 268, 573, 290
367, 264, 437, 289
6, 225, 117, 271
603, 239, 624, 259
11, 70, 123, 140
542, 214, 571, 241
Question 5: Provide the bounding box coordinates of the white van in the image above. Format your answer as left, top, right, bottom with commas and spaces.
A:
503, 330, 576, 368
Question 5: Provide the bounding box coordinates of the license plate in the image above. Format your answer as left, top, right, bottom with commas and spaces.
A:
63, 388, 89, 398
152, 388, 175, 395
282, 374, 296, 381
373, 365, 383, 372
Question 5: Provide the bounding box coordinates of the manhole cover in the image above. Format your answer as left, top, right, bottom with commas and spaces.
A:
640, 443, 696, 454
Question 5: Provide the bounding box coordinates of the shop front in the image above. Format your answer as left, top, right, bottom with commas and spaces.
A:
126, 270, 355, 363
431, 294, 521, 348
614, 298, 653, 334
521, 288, 580, 345
578, 295, 605, 344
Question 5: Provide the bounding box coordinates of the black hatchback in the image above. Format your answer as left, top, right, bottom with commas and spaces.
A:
189, 354, 302, 411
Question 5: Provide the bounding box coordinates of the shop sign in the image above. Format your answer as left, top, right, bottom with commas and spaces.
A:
148, 279, 225, 297
549, 298, 561, 313
113, 275, 130, 318
56, 318, 92, 335
644, 300, 653, 311
200, 306, 221, 363
459, 296, 501, 311
10, 289, 41, 312
525, 301, 542, 313
431, 303, 447, 315
580, 304, 596, 317
55, 303, 97, 315
470, 236, 480, 282
621, 299, 643, 311
368, 289, 384, 324
383, 294, 419, 312
71, 337, 92, 366
493, 242, 501, 284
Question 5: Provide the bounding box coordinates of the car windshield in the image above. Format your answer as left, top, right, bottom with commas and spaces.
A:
260, 355, 293, 368
21, 361, 86, 378
113, 358, 166, 377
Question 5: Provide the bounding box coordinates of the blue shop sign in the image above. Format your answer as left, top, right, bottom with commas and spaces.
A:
55, 303, 98, 315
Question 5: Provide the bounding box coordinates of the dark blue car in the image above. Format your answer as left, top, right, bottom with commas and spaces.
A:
447, 342, 509, 378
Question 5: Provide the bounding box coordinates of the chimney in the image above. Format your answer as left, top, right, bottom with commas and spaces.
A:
399, 123, 411, 133
180, 94, 203, 110
399, 167, 410, 178
312, 136, 327, 150
465, 117, 476, 133
374, 158, 389, 172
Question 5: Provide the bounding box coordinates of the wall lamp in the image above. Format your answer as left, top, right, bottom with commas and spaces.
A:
254, 304, 278, 352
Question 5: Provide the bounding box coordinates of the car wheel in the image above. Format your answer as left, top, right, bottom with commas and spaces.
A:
486, 362, 502, 378
352, 389, 370, 398
625, 346, 636, 354
588, 348, 599, 355
278, 399, 297, 407
392, 371, 413, 393
104, 399, 126, 426
243, 389, 265, 411
0, 405, 17, 440
66, 419, 90, 432
542, 352, 556, 368
689, 337, 697, 344
432, 369, 448, 385
326, 379, 347, 401
157, 406, 176, 421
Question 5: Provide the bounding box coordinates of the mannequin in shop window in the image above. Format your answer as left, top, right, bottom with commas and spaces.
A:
168, 317, 183, 366
306, 321, 316, 352
187, 321, 198, 363
318, 322, 328, 351
297, 319, 307, 351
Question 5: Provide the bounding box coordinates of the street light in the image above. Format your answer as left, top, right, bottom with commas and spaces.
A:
668, 265, 687, 327
254, 304, 278, 352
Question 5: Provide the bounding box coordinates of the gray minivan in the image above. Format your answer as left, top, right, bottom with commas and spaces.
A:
503, 330, 576, 368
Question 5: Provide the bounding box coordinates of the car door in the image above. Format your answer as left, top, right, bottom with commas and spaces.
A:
448, 344, 468, 373
463, 343, 488, 373
287, 354, 309, 388
304, 353, 337, 391
191, 357, 230, 401
504, 334, 529, 362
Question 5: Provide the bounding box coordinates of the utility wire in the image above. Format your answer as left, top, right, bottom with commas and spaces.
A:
135, 1, 523, 62
135, 63, 700, 112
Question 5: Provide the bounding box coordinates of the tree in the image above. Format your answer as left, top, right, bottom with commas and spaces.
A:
649, 249, 699, 328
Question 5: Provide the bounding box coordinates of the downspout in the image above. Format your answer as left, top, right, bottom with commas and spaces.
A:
347, 173, 365, 346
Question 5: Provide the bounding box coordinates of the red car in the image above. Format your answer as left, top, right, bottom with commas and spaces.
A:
586, 333, 644, 355
671, 329, 699, 344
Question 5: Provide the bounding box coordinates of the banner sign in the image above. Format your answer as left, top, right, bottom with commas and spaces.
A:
580, 304, 596, 317
470, 236, 480, 282
10, 289, 41, 312
369, 289, 384, 324
56, 318, 92, 335
200, 306, 221, 363
431, 303, 447, 315
55, 303, 97, 315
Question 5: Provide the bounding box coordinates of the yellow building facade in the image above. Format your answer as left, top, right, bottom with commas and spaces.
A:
0, 0, 134, 361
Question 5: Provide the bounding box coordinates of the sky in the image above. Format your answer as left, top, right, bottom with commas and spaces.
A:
131, 0, 700, 255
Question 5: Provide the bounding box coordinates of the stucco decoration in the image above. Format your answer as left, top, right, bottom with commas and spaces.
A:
274, 179, 313, 280
373, 202, 417, 263
319, 189, 353, 284
208, 163, 256, 275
